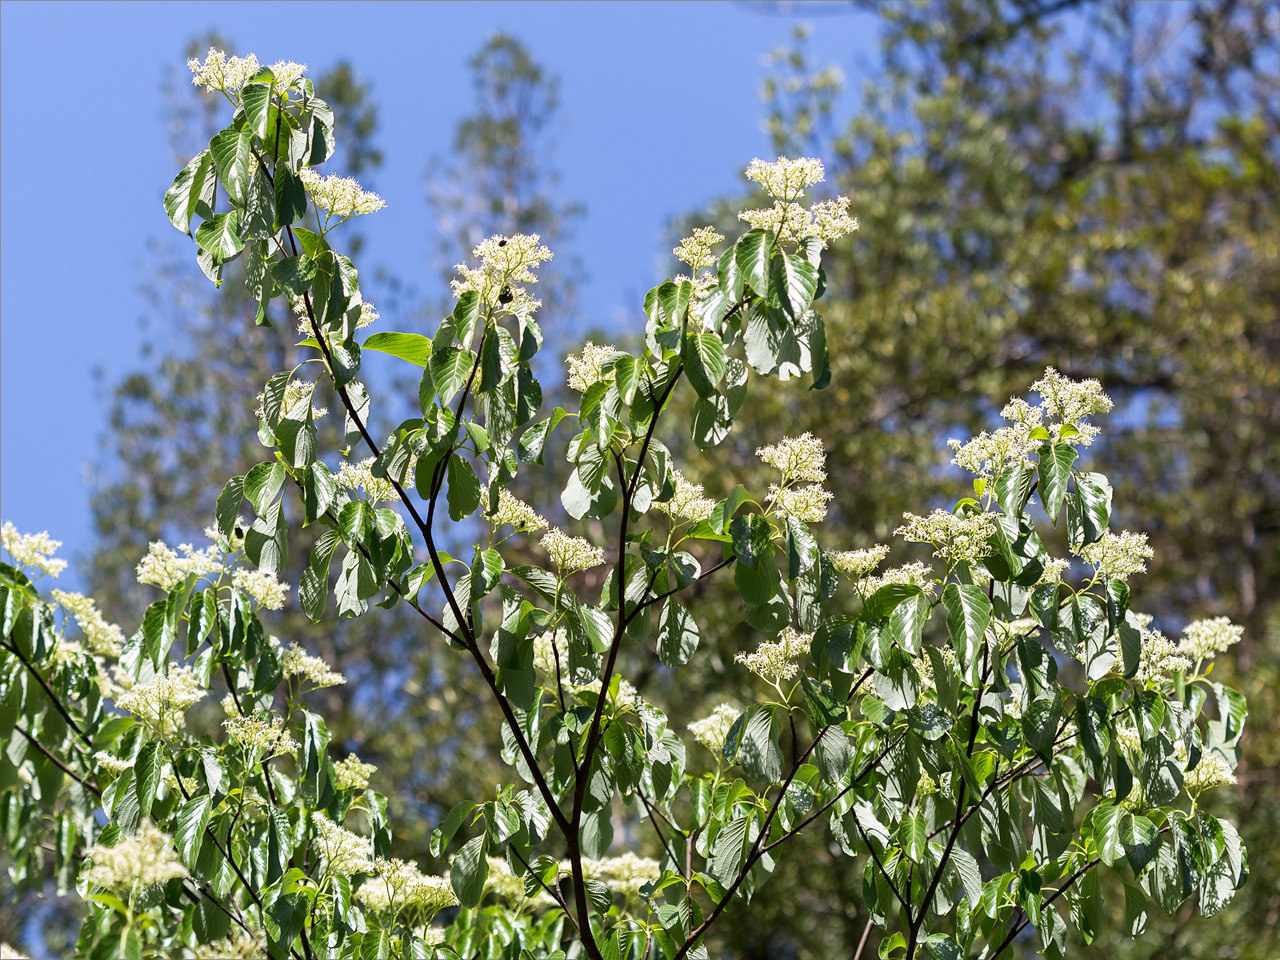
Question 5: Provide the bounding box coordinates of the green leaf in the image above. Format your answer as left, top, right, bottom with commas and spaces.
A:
735, 229, 772, 299
899, 811, 928, 863
1067, 471, 1112, 547
729, 514, 773, 568
270, 255, 316, 298
209, 122, 254, 206
174, 794, 212, 872
736, 706, 782, 782
710, 817, 751, 886
430, 345, 473, 406
164, 150, 215, 235
1037, 443, 1078, 523
657, 599, 700, 667
134, 741, 161, 820
449, 835, 489, 909
942, 583, 991, 677
1021, 695, 1062, 763
273, 164, 307, 230
240, 82, 273, 137
216, 476, 245, 537
429, 801, 477, 857
244, 461, 286, 514
994, 461, 1035, 518
923, 934, 961, 960
362, 332, 433, 367
446, 455, 481, 521
194, 212, 244, 261
773, 253, 818, 319
683, 330, 728, 398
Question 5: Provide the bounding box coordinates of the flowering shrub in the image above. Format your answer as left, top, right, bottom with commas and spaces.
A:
0, 51, 1249, 960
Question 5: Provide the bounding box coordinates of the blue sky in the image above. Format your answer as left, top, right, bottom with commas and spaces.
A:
0, 1, 881, 590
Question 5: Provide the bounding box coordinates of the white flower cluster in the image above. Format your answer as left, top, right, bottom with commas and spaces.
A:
1038, 557, 1071, 584
1, 523, 67, 577
1177, 617, 1244, 662
311, 814, 376, 876
360, 858, 458, 916
688, 703, 740, 753
0, 945, 28, 960
916, 644, 956, 687
484, 856, 530, 901
298, 169, 386, 220
531, 628, 570, 677
895, 509, 996, 568
336, 456, 403, 504
1114, 725, 1143, 754
52, 590, 124, 657
565, 341, 617, 392
93, 751, 134, 777
540, 529, 605, 573
187, 929, 267, 960
267, 60, 308, 89
232, 568, 290, 610
223, 714, 299, 757
859, 561, 935, 597
673, 226, 725, 271
739, 197, 858, 249
1031, 367, 1114, 428
768, 483, 834, 523
115, 666, 207, 734
187, 48, 261, 94
736, 626, 812, 683
491, 488, 548, 533
313, 814, 376, 880
581, 852, 662, 899
756, 433, 827, 483
136, 539, 222, 591
281, 642, 346, 688
948, 424, 1036, 482
1136, 624, 1192, 684
257, 378, 326, 422
1076, 530, 1153, 581
745, 156, 827, 201
333, 755, 377, 791
654, 470, 717, 524
450, 233, 553, 314
1184, 752, 1238, 796
828, 544, 890, 580
82, 821, 188, 889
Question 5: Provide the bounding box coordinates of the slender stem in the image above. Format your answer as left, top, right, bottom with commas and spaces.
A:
507, 844, 581, 936
1, 640, 93, 747
636, 788, 682, 869
14, 724, 99, 796
852, 915, 874, 960
988, 855, 1103, 958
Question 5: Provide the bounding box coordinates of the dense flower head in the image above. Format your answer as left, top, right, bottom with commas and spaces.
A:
136, 539, 222, 591
1178, 616, 1244, 662
540, 529, 605, 573
257, 378, 326, 421
673, 226, 726, 271
688, 703, 740, 753
532, 628, 571, 678
298, 169, 386, 220
860, 561, 935, 597
115, 666, 207, 734
736, 626, 812, 683
485, 856, 527, 901
828, 545, 890, 579
1184, 752, 1238, 796
52, 590, 124, 657
1076, 530, 1153, 581
491, 488, 548, 533
224, 714, 299, 757
361, 858, 458, 916
948, 425, 1036, 482
654, 470, 717, 524
82, 821, 188, 889
745, 156, 826, 200
756, 433, 827, 483
895, 509, 996, 568
1031, 367, 1114, 427
1, 522, 67, 577
281, 642, 346, 688
187, 48, 261, 94
1136, 627, 1192, 684
565, 341, 617, 392
311, 814, 376, 876
336, 456, 405, 503
739, 197, 859, 248
581, 852, 662, 899
768, 483, 834, 523
450, 233, 552, 313
93, 751, 134, 777
267, 60, 308, 89
232, 568, 290, 610
333, 755, 377, 791
188, 929, 267, 960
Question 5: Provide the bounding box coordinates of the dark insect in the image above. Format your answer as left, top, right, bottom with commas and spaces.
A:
499, 285, 513, 304
497, 238, 507, 247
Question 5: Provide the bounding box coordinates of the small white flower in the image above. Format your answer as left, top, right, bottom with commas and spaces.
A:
332, 755, 377, 791
311, 814, 376, 876
1, 522, 67, 577
828, 545, 890, 579
298, 169, 386, 220
336, 456, 404, 504
745, 156, 827, 200
281, 642, 345, 688
736, 626, 812, 683
1136, 629, 1192, 684
756, 433, 827, 483
115, 666, 207, 735
653, 470, 717, 524
92, 751, 134, 777
187, 929, 267, 960
136, 539, 222, 591
580, 852, 662, 899
256, 378, 326, 422
223, 714, 299, 757
450, 233, 553, 314
1177, 617, 1243, 662
673, 226, 726, 271
768, 483, 833, 523
895, 509, 996, 568
860, 561, 935, 597
491, 488, 548, 533
1076, 530, 1153, 581
688, 704, 740, 753
360, 858, 458, 916
1184, 752, 1237, 796
82, 821, 188, 889
52, 590, 125, 657
565, 341, 618, 392
1031, 367, 1114, 427
232, 568, 290, 611
948, 425, 1036, 482
540, 529, 605, 573
188, 48, 261, 94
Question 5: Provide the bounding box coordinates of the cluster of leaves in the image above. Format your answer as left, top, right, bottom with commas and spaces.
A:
0, 47, 1251, 960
